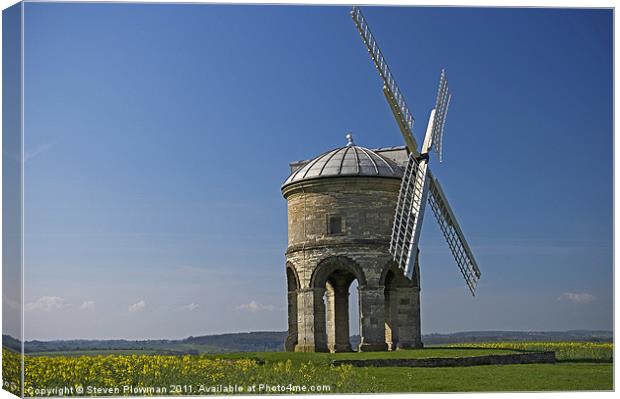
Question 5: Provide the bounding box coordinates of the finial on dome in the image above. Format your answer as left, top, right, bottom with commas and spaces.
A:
346, 132, 354, 147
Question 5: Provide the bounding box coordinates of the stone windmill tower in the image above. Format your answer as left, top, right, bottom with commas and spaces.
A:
282, 7, 482, 353
281, 135, 422, 353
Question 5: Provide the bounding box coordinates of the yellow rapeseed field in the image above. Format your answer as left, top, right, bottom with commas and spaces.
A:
2, 349, 21, 395
446, 341, 613, 361
2, 349, 362, 396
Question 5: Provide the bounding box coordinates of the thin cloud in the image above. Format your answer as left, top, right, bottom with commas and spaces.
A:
236, 300, 274, 313
3, 295, 21, 311
128, 300, 146, 313
182, 303, 199, 311
558, 292, 596, 304
25, 296, 65, 312
24, 142, 55, 162
80, 300, 95, 310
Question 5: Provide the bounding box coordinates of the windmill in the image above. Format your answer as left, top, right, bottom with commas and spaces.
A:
350, 6, 481, 295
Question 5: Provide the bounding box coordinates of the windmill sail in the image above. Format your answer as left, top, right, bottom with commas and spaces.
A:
427, 174, 481, 295
390, 153, 430, 279
350, 6, 419, 154
431, 69, 451, 163
352, 5, 481, 291
390, 110, 436, 279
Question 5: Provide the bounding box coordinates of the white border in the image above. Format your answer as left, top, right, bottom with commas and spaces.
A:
0, 1, 616, 399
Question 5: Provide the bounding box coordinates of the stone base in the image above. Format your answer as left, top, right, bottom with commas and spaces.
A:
285, 337, 298, 352
358, 342, 389, 352
295, 344, 329, 353
396, 341, 424, 350
330, 343, 353, 353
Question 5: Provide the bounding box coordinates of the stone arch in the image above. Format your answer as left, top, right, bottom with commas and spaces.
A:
310, 255, 367, 289
309, 256, 366, 352
379, 260, 417, 289
285, 262, 300, 352
380, 258, 422, 350
286, 262, 300, 291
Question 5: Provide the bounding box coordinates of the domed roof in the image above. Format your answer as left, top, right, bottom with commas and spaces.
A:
282, 134, 403, 188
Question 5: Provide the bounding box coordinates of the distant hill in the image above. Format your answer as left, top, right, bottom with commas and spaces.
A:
2, 330, 611, 355
184, 331, 286, 352
7, 331, 288, 355
2, 334, 21, 352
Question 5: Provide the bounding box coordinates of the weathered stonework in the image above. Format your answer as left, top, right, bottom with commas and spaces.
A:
283, 164, 423, 352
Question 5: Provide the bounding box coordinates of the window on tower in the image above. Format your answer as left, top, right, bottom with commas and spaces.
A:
328, 216, 343, 235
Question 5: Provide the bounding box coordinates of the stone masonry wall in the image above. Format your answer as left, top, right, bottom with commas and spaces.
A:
332, 352, 557, 367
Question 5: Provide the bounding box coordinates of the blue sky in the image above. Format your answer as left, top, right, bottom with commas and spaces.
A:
20, 3, 612, 340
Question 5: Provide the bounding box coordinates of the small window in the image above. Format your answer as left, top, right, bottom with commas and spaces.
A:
328, 216, 343, 235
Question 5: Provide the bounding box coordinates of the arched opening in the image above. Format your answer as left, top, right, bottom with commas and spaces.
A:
322, 269, 357, 352
381, 259, 420, 351
384, 269, 398, 350
349, 280, 360, 338
312, 256, 365, 353
285, 264, 300, 352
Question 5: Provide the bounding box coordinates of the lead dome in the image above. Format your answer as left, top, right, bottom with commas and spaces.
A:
282, 136, 403, 189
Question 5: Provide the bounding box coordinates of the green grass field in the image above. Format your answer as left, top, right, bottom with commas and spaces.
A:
355, 363, 612, 392
2, 342, 613, 395
208, 344, 613, 391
